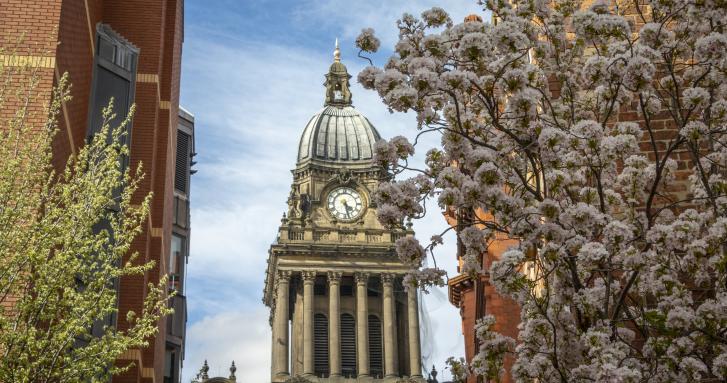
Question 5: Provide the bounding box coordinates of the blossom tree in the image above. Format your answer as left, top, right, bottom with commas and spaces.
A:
358, 1, 727, 381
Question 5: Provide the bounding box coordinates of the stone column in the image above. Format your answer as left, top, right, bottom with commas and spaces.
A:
302, 271, 316, 376
382, 273, 398, 377
272, 270, 291, 380
407, 286, 422, 378
355, 272, 370, 378
328, 271, 342, 378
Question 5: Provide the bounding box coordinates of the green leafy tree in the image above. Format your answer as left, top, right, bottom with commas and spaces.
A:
0, 54, 171, 382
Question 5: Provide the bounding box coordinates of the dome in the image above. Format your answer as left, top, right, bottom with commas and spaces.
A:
329, 61, 348, 74
297, 105, 381, 164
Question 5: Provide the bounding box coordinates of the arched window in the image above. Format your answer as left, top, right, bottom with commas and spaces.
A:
368, 314, 383, 378
314, 313, 329, 377
340, 313, 357, 377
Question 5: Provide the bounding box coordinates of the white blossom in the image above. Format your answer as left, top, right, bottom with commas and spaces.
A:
355, 28, 380, 53
362, 1, 727, 380
395, 236, 424, 266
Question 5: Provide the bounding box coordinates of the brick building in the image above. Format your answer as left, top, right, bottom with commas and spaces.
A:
446, 211, 520, 383
0, 1, 189, 382
445, 4, 691, 383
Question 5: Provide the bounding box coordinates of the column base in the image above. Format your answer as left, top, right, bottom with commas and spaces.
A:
408, 377, 426, 383
272, 373, 291, 383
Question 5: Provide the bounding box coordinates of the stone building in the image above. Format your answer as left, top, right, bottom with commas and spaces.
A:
262, 44, 424, 382
0, 1, 189, 382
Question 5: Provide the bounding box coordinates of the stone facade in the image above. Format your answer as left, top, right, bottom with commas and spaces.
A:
263, 44, 424, 383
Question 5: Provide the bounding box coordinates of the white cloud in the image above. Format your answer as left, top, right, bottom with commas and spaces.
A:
183, 307, 271, 381
291, 0, 485, 48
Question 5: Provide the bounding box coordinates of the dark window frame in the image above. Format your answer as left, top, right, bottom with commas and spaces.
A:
174, 130, 191, 193
170, 233, 187, 294
86, 23, 139, 176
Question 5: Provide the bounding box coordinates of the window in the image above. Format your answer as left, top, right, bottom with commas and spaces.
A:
314, 313, 329, 377
368, 315, 383, 378
169, 234, 185, 293
340, 313, 357, 377
175, 130, 191, 193
163, 348, 176, 383
87, 24, 138, 174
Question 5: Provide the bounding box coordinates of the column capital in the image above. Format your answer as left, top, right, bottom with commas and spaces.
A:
302, 270, 317, 282
327, 271, 343, 283
277, 270, 292, 281
354, 272, 369, 285
381, 273, 396, 285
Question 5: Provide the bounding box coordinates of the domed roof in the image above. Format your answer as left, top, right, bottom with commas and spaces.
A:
329, 61, 348, 74
297, 105, 381, 164
296, 40, 382, 166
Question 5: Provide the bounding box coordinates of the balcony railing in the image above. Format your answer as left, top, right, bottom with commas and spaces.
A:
282, 228, 408, 244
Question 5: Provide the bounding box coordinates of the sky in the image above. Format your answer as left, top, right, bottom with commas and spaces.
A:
179, 1, 486, 381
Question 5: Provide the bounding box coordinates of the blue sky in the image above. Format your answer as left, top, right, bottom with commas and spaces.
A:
179, 1, 485, 381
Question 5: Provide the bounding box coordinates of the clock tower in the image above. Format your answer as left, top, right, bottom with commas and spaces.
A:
262, 43, 424, 383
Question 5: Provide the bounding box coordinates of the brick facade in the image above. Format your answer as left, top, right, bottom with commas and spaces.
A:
446, 4, 692, 383
0, 1, 185, 382
446, 211, 521, 383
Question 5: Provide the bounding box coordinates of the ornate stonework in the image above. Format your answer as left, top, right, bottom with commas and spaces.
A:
262, 43, 423, 383
354, 272, 370, 285
327, 271, 342, 283
301, 271, 317, 282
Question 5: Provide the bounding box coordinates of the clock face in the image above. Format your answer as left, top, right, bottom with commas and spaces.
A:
327, 187, 364, 221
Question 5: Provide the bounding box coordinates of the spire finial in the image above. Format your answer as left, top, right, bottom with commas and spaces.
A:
334, 38, 341, 62
229, 361, 237, 381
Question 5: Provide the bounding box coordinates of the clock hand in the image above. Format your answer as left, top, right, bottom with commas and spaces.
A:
342, 200, 352, 218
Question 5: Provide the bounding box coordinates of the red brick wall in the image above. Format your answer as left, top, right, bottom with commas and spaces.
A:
0, 0, 61, 141
0, 0, 62, 50
453, 239, 520, 383
1, 1, 184, 382
55, 0, 96, 162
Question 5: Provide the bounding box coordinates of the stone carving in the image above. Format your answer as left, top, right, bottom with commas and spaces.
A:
195, 360, 209, 382
287, 185, 310, 221
285, 376, 314, 383
354, 272, 369, 284
278, 270, 293, 281
299, 194, 310, 218
327, 271, 343, 283
381, 273, 396, 285
229, 361, 237, 381
328, 167, 357, 185
287, 185, 299, 218
191, 360, 238, 383
301, 270, 317, 281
